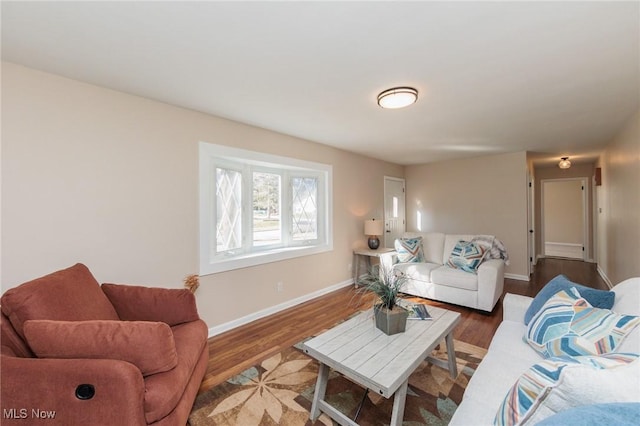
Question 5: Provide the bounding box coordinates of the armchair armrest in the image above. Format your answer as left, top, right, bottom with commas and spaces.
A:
0, 355, 146, 426
503, 293, 533, 323
102, 283, 199, 325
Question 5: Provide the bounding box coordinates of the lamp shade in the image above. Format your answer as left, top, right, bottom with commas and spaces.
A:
364, 219, 384, 236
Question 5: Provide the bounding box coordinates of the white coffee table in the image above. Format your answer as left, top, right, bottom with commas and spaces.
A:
302, 306, 461, 426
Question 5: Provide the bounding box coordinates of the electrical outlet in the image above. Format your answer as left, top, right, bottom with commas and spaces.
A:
276, 282, 283, 292
347, 263, 352, 272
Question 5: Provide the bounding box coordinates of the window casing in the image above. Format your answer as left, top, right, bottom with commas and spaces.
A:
199, 142, 333, 275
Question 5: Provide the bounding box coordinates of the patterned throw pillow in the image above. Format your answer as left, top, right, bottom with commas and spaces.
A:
494, 353, 639, 426
446, 240, 486, 274
394, 237, 425, 263
526, 287, 640, 358
523, 274, 615, 325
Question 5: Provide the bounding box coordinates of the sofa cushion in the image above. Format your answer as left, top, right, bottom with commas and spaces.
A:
494, 353, 639, 426
102, 284, 199, 326
612, 277, 640, 315
526, 288, 640, 358
0, 263, 119, 339
394, 237, 425, 263
143, 319, 208, 423
394, 262, 440, 283
612, 278, 640, 354
23, 320, 178, 376
446, 240, 487, 273
524, 275, 615, 325
450, 321, 541, 426
431, 265, 478, 291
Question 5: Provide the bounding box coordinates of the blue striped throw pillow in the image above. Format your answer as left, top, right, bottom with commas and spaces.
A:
526, 287, 640, 358
394, 237, 425, 263
446, 240, 487, 274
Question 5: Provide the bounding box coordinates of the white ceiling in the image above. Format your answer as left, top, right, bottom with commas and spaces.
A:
2, 1, 639, 166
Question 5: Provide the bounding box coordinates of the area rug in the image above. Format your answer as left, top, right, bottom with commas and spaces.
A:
189, 339, 486, 426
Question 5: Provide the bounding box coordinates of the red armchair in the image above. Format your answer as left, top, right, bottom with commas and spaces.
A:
1, 263, 209, 425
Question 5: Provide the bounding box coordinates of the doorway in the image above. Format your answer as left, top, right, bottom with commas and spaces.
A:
541, 178, 588, 260
383, 177, 406, 248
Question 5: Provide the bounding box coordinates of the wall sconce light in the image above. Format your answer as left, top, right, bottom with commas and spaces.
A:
377, 87, 418, 109
558, 157, 571, 169
364, 219, 384, 249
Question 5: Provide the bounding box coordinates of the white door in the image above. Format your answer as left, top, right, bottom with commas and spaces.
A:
384, 177, 406, 248
541, 179, 587, 260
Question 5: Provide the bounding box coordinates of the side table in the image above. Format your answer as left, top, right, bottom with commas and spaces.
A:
352, 247, 395, 287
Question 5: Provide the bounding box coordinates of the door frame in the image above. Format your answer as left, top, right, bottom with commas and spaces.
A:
540, 177, 589, 260
527, 171, 535, 275
383, 176, 406, 248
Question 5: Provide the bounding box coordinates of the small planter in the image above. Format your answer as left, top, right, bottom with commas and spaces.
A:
374, 304, 409, 335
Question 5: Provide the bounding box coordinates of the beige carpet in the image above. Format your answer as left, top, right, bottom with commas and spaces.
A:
189, 339, 486, 425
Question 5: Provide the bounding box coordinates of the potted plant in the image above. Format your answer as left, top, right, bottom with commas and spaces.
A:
360, 265, 409, 335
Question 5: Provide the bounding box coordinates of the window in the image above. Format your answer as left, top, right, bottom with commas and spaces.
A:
200, 142, 332, 275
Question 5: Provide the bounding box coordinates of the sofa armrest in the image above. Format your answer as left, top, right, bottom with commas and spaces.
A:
0, 355, 146, 425
102, 283, 200, 325
503, 293, 533, 323
379, 252, 398, 271
476, 259, 505, 312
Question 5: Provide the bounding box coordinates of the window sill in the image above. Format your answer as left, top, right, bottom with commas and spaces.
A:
199, 243, 333, 276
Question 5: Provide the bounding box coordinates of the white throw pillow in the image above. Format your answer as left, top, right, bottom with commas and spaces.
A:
494, 354, 639, 426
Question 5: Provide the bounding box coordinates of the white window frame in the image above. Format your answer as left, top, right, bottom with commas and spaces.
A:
199, 142, 333, 275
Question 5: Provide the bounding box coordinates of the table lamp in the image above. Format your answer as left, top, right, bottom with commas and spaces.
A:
364, 219, 384, 250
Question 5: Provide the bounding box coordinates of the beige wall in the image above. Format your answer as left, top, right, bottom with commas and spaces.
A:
534, 163, 595, 260
1, 63, 404, 329
404, 151, 529, 279
596, 111, 640, 285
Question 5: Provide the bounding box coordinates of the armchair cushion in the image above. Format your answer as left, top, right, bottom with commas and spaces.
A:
23, 320, 178, 376
101, 283, 199, 326
0, 263, 119, 339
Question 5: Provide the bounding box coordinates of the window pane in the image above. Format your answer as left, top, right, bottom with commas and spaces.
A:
292, 177, 318, 241
216, 168, 242, 252
253, 172, 281, 246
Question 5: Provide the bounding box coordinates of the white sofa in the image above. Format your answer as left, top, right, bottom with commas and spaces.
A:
382, 232, 505, 312
450, 277, 640, 426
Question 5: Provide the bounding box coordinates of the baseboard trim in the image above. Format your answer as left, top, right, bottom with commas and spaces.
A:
597, 265, 613, 289
207, 278, 354, 338
544, 242, 583, 259
505, 273, 530, 282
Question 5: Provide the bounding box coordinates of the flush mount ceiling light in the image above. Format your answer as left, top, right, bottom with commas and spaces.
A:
558, 157, 572, 169
377, 87, 418, 109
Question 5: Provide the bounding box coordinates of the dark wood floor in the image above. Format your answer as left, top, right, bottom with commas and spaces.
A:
198, 257, 607, 393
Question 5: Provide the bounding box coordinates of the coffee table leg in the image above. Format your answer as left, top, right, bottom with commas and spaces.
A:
389, 379, 408, 426
310, 363, 329, 421
445, 332, 458, 379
